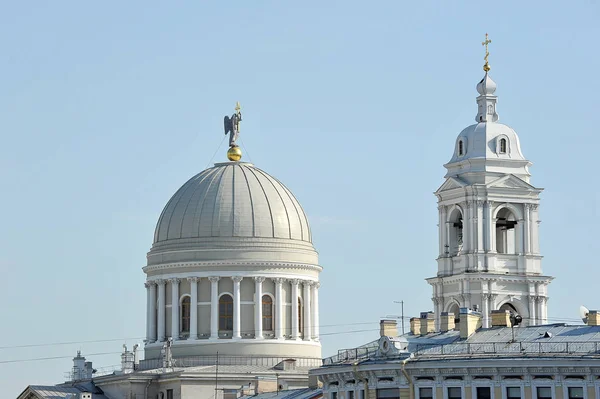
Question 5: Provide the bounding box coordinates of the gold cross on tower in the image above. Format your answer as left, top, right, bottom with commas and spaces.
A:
482, 33, 492, 72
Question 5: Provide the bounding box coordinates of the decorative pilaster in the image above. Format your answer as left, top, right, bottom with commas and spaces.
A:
476, 200, 484, 252
145, 282, 156, 343
291, 279, 300, 340
524, 203, 532, 254
486, 201, 495, 252
274, 278, 284, 340
169, 278, 180, 340
303, 281, 312, 341
311, 282, 320, 340
209, 277, 220, 339
254, 277, 265, 339
156, 279, 166, 342
232, 276, 243, 339
188, 277, 199, 340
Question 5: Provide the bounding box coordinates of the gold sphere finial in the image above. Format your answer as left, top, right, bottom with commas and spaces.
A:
227, 146, 242, 162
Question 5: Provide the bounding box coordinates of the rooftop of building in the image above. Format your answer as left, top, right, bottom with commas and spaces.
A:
17, 382, 109, 399
322, 322, 600, 367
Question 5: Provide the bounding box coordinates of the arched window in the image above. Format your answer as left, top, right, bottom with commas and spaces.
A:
448, 303, 460, 324
495, 208, 518, 254
499, 138, 507, 154
458, 140, 464, 156
181, 296, 191, 333
499, 303, 518, 314
448, 208, 463, 256
262, 295, 273, 331
298, 298, 303, 335
219, 294, 233, 330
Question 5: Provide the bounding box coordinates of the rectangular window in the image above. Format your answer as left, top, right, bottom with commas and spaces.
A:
568, 387, 584, 399
506, 387, 521, 399
348, 391, 355, 399
447, 387, 462, 399
377, 388, 399, 399
476, 387, 491, 399
419, 387, 433, 399
331, 392, 338, 399
537, 387, 552, 399
166, 389, 173, 399
360, 390, 365, 399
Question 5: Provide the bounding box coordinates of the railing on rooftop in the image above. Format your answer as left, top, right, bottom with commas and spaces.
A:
322, 341, 600, 366
414, 341, 600, 357
138, 355, 322, 371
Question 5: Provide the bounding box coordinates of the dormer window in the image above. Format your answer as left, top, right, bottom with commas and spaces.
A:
499, 138, 507, 154
458, 140, 464, 156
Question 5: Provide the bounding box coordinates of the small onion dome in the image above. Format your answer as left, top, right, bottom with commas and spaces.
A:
476, 73, 497, 95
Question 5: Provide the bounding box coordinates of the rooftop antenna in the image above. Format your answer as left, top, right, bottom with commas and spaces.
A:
393, 300, 405, 335
580, 305, 590, 324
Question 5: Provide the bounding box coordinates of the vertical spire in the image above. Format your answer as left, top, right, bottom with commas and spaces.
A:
475, 34, 499, 123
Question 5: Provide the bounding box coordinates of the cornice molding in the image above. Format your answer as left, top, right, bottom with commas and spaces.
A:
143, 261, 323, 274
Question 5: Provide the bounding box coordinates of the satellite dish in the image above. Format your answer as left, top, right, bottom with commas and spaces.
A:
580, 305, 589, 324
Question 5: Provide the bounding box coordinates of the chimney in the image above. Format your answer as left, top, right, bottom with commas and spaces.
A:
410, 317, 422, 336
380, 319, 398, 337
440, 312, 455, 332
121, 345, 135, 374
491, 309, 511, 327
459, 308, 482, 339
419, 312, 435, 335
588, 310, 600, 326
72, 351, 87, 381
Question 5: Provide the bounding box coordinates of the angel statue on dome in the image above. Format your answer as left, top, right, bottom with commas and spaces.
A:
224, 102, 242, 148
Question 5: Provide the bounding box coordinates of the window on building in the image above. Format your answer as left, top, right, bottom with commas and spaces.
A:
181, 296, 191, 333
499, 138, 507, 154
568, 387, 584, 399
219, 294, 233, 330
448, 208, 464, 256
376, 388, 399, 399
476, 387, 491, 399
166, 389, 173, 399
419, 387, 433, 399
348, 391, 355, 399
536, 387, 552, 399
447, 387, 462, 399
506, 387, 521, 399
458, 140, 464, 156
262, 295, 274, 331
331, 392, 338, 399
298, 298, 304, 335
359, 390, 365, 399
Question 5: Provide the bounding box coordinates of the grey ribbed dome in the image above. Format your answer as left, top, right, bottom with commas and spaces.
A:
153, 162, 312, 244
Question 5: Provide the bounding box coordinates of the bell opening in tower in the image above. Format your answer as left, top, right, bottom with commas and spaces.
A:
448, 208, 463, 256
495, 208, 518, 254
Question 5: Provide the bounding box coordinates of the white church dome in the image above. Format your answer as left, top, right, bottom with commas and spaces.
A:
147, 161, 317, 266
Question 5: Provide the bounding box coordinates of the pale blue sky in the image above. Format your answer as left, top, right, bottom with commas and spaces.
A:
1, 1, 599, 396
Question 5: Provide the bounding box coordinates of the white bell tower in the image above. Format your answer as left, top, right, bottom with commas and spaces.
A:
426, 56, 553, 329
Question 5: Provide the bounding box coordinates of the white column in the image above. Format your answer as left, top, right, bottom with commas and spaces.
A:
157, 279, 166, 342
188, 277, 199, 340
148, 282, 157, 342
274, 278, 284, 340
303, 282, 312, 341
232, 276, 243, 339
145, 282, 152, 342
209, 277, 220, 339
532, 205, 540, 254
170, 278, 180, 340
528, 296, 537, 326
476, 201, 484, 252
524, 204, 531, 254
438, 205, 444, 256
482, 294, 490, 328
291, 279, 300, 340
254, 277, 265, 339
312, 282, 320, 341
488, 201, 496, 252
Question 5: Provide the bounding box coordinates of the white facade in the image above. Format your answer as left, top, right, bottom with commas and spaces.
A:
143, 161, 322, 361
427, 72, 553, 329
